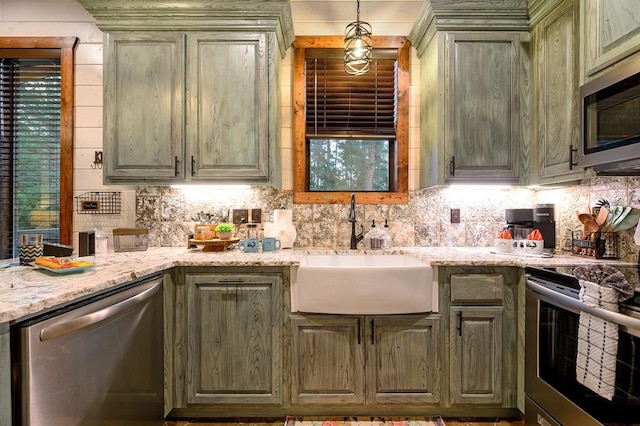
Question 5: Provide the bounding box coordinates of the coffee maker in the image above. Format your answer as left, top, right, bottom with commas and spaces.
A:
505, 204, 556, 254
533, 203, 556, 254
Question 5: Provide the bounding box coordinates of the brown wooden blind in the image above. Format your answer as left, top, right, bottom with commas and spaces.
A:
0, 57, 61, 259
305, 50, 397, 136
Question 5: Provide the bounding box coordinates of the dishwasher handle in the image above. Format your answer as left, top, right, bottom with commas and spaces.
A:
39, 278, 162, 342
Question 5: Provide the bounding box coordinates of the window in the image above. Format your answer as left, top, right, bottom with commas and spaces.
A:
0, 38, 76, 259
293, 36, 409, 204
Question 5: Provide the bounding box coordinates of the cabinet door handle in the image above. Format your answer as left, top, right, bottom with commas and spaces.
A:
371, 319, 375, 345
457, 311, 462, 336
191, 155, 195, 176
174, 156, 180, 177
218, 279, 245, 283
357, 318, 361, 345
449, 156, 455, 177
569, 144, 578, 170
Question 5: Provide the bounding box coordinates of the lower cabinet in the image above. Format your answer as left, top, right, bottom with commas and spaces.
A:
169, 268, 283, 407
290, 313, 441, 405
440, 267, 519, 409
450, 306, 503, 404
0, 323, 11, 426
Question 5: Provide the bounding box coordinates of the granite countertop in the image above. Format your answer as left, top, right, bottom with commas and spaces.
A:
0, 246, 633, 324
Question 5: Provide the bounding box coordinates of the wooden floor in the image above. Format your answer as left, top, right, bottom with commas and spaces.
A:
164, 420, 524, 426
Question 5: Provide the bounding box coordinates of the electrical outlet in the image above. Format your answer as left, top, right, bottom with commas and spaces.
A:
232, 209, 248, 224
250, 209, 262, 223
450, 208, 461, 224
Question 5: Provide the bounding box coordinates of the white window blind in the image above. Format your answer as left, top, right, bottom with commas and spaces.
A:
0, 57, 61, 259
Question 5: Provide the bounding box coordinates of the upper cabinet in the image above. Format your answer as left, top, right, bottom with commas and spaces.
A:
409, 0, 530, 187
582, 0, 640, 81
76, 0, 294, 186
529, 0, 586, 184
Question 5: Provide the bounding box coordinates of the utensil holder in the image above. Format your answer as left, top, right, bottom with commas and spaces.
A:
571, 231, 619, 259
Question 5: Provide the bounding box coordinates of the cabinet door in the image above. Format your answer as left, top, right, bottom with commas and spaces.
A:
290, 314, 365, 404
444, 33, 521, 182
533, 0, 583, 182
187, 33, 270, 182
450, 306, 503, 405
367, 315, 441, 404
0, 323, 11, 426
186, 273, 282, 404
104, 32, 184, 183
583, 0, 640, 78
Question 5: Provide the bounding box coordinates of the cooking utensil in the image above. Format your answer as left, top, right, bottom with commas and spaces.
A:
613, 208, 638, 231
602, 205, 624, 232
595, 206, 609, 229
576, 211, 599, 236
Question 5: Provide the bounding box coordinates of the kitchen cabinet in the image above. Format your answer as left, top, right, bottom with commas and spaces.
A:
165, 267, 284, 413
290, 313, 441, 405
442, 32, 523, 183
185, 271, 282, 405
530, 0, 585, 184
0, 323, 11, 426
103, 32, 185, 182
439, 267, 519, 409
582, 0, 640, 80
412, 30, 528, 187
79, 0, 294, 186
103, 31, 279, 185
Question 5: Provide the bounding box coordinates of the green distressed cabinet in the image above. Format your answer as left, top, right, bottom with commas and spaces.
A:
290, 313, 441, 406
104, 32, 185, 182
409, 2, 530, 187
530, 0, 585, 184
78, 0, 294, 186
164, 267, 286, 417
185, 272, 282, 405
442, 32, 524, 183
0, 323, 11, 426
582, 0, 640, 80
438, 267, 519, 410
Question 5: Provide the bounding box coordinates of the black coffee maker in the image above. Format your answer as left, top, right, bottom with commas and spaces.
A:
505, 204, 556, 254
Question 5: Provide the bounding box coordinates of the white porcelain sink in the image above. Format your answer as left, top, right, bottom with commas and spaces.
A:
292, 254, 435, 315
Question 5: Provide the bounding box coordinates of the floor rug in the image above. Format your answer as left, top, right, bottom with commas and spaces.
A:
285, 417, 446, 426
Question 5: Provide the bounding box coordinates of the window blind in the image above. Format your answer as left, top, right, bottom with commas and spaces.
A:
0, 57, 61, 259
305, 51, 397, 136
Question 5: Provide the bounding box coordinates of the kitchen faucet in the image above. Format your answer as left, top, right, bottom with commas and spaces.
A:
349, 193, 364, 249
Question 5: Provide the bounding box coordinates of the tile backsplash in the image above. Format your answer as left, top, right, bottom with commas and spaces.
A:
134, 176, 640, 262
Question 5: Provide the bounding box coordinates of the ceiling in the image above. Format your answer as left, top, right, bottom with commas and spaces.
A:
289, 0, 424, 36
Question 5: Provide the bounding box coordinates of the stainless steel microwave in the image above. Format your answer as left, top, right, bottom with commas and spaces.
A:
580, 55, 640, 174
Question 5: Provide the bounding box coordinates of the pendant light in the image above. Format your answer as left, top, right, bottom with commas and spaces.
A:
344, 0, 372, 75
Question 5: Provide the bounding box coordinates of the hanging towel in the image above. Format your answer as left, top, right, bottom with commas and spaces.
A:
575, 278, 619, 400
573, 265, 633, 400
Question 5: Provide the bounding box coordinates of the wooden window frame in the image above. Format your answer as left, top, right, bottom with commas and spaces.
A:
293, 36, 410, 205
0, 37, 77, 246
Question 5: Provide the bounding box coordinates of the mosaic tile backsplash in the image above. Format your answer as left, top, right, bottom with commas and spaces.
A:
134, 177, 640, 262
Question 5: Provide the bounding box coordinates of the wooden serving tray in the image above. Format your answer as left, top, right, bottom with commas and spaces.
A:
189, 237, 240, 252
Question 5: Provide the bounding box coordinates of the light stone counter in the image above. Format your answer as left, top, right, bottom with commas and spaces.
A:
0, 246, 632, 324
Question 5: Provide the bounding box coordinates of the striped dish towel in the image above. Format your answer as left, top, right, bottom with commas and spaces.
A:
576, 279, 619, 401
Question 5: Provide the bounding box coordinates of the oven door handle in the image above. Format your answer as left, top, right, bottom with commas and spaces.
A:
527, 279, 640, 330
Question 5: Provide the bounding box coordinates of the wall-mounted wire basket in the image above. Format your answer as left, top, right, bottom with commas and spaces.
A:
76, 191, 122, 214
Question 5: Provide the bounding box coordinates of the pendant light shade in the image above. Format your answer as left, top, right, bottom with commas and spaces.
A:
344, 0, 372, 75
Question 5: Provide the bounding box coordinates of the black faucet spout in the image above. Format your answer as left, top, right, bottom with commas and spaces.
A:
349, 193, 364, 249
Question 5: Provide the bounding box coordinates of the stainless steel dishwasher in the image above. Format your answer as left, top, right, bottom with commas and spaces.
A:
11, 274, 163, 426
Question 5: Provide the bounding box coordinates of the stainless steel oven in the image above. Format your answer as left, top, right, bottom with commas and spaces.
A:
525, 266, 640, 426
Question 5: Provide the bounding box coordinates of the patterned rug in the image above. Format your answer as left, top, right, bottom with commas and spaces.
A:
285, 417, 446, 426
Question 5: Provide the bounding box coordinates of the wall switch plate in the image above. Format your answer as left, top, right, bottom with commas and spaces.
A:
450, 208, 461, 224
232, 209, 248, 224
